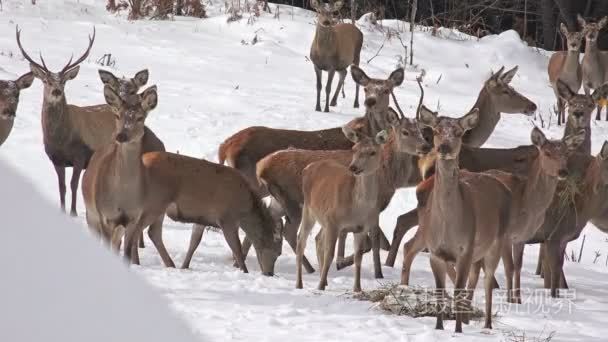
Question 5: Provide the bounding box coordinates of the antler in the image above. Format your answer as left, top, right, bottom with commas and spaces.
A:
60, 27, 96, 74
15, 26, 49, 73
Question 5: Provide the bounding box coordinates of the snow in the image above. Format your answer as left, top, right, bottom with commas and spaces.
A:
0, 1, 607, 341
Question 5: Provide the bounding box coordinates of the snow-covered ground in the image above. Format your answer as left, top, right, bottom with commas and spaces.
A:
1, 1, 607, 341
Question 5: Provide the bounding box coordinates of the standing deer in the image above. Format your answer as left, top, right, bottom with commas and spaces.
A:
579, 14, 608, 120
416, 106, 512, 332
309, 0, 363, 112
16, 27, 163, 217
548, 23, 583, 125
0, 72, 34, 146
295, 128, 390, 292
256, 113, 430, 276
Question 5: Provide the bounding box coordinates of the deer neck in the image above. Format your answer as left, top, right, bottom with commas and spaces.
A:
110, 139, 145, 190
564, 120, 591, 154
353, 168, 380, 210
462, 87, 499, 147
521, 156, 558, 212
564, 50, 581, 70
314, 24, 337, 53
379, 135, 416, 189
41, 96, 72, 143
434, 157, 462, 211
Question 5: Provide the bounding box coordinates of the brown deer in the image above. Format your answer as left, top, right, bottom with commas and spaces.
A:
391, 80, 604, 291
309, 0, 363, 112
579, 14, 608, 120
416, 106, 512, 332
295, 128, 391, 292
256, 114, 430, 276
84, 85, 283, 274
0, 72, 34, 146
548, 23, 584, 125
16, 27, 163, 217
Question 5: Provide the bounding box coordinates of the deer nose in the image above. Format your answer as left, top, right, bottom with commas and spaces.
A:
116, 132, 128, 143
418, 142, 432, 154
364, 97, 377, 107
527, 103, 537, 113
2, 109, 13, 117
349, 165, 361, 174
573, 111, 584, 118
437, 143, 452, 155
322, 19, 331, 26
558, 169, 569, 179
51, 89, 62, 97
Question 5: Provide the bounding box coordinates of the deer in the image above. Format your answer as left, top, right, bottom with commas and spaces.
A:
548, 23, 584, 125
416, 106, 514, 332
295, 128, 393, 292
579, 14, 608, 120
0, 72, 34, 146
16, 27, 164, 217
391, 80, 604, 293
85, 85, 283, 274
256, 113, 430, 276
309, 0, 363, 112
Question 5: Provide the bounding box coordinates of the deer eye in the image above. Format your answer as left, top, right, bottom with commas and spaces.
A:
383, 89, 390, 95
333, 11, 339, 16
136, 117, 144, 122
370, 151, 376, 156
114, 114, 120, 120
402, 130, 410, 136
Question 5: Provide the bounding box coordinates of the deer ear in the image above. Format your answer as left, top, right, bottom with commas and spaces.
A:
577, 14, 587, 28
531, 127, 547, 147
350, 65, 370, 86
140, 85, 158, 113
29, 63, 46, 80
375, 130, 389, 145
600, 16, 608, 29
600, 141, 608, 160
333, 1, 344, 10
103, 85, 122, 109
560, 23, 569, 36
419, 105, 438, 127
490, 66, 505, 81
386, 107, 400, 126
564, 129, 586, 150
342, 125, 360, 143
459, 108, 479, 131
556, 79, 575, 101
310, 0, 320, 10
63, 66, 80, 81
15, 72, 34, 89
592, 82, 608, 103
389, 68, 405, 87
98, 69, 119, 88
133, 69, 149, 88
500, 65, 518, 84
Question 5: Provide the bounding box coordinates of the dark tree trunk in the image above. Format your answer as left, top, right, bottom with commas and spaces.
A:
592, 0, 608, 49
175, 0, 184, 15
541, 0, 557, 50
107, 0, 117, 12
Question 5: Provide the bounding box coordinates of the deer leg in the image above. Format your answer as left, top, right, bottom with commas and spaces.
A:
335, 231, 348, 270
557, 96, 563, 126
221, 222, 248, 273
110, 225, 126, 254
147, 215, 175, 268
181, 224, 205, 269
296, 206, 315, 289
330, 69, 346, 107
131, 236, 141, 265
139, 230, 146, 248
69, 165, 82, 217
400, 228, 425, 285
314, 66, 322, 112
337, 230, 376, 270
281, 217, 314, 274
353, 73, 360, 108
463, 260, 482, 325
559, 242, 568, 289
353, 231, 367, 292
535, 243, 544, 276
386, 208, 418, 267
597, 104, 603, 121
502, 242, 516, 303
324, 70, 335, 113
315, 229, 324, 269
546, 240, 562, 298
341, 81, 346, 98
542, 243, 552, 289
53, 165, 66, 213
429, 255, 447, 330
239, 237, 253, 266
123, 223, 141, 265
454, 253, 473, 333
482, 243, 502, 330
371, 225, 383, 279
512, 242, 525, 303
318, 227, 338, 290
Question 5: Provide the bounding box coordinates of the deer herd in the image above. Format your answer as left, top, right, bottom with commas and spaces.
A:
4, 1, 608, 334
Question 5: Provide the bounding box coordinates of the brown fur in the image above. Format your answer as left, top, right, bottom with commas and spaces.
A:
0, 72, 34, 146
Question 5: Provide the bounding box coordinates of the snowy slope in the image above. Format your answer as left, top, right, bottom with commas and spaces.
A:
0, 1, 607, 341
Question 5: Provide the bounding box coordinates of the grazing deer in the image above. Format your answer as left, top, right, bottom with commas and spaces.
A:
0, 72, 34, 146
295, 128, 391, 292
16, 27, 163, 217
416, 106, 513, 332
548, 23, 583, 125
309, 0, 363, 112
579, 14, 608, 120
82, 85, 174, 267
256, 113, 430, 276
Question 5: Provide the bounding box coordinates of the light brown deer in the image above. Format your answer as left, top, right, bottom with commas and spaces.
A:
548, 23, 584, 125
309, 0, 363, 112
16, 27, 163, 217
579, 14, 608, 120
0, 72, 34, 146
256, 113, 430, 276
84, 85, 283, 274
416, 106, 513, 332
295, 128, 391, 292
